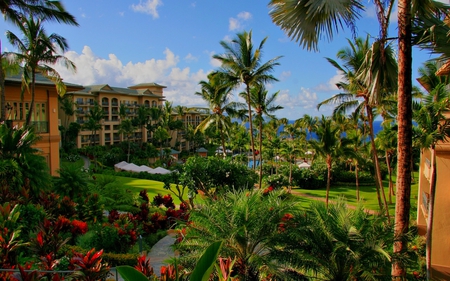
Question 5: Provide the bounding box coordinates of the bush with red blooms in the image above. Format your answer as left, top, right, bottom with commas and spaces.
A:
69, 248, 110, 281
263, 185, 274, 195
153, 194, 175, 209
134, 254, 155, 279
30, 217, 72, 257
278, 213, 294, 233
71, 220, 88, 235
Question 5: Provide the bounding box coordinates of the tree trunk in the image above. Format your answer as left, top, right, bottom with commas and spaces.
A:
392, 0, 412, 278
25, 71, 36, 126
259, 118, 263, 189
367, 104, 389, 218
246, 84, 256, 169
355, 163, 360, 202
0, 40, 5, 122
426, 146, 436, 280
326, 155, 331, 208
386, 151, 393, 204
220, 124, 226, 159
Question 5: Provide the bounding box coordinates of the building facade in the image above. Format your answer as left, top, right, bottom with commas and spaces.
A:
417, 135, 450, 279
4, 73, 83, 176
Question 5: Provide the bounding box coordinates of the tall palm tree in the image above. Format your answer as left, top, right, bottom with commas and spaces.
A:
310, 116, 352, 207
213, 30, 281, 168
267, 0, 426, 274
134, 105, 149, 146
240, 85, 283, 188
0, 0, 78, 122
413, 60, 450, 279
6, 14, 76, 125
195, 73, 237, 158
119, 118, 136, 163
318, 36, 394, 217
376, 124, 398, 204
346, 127, 368, 202
83, 101, 103, 146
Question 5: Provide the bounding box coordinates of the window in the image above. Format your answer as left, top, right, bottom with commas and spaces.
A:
6, 101, 48, 133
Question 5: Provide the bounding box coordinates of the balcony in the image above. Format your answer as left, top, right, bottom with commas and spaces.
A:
29, 121, 49, 133
111, 102, 119, 106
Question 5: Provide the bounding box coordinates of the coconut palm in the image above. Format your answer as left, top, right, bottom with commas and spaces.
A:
267, 0, 422, 274
239, 85, 283, 188
0, 0, 78, 122
376, 124, 398, 204
0, 123, 50, 199
83, 101, 103, 146
119, 118, 136, 163
195, 73, 238, 158
346, 127, 369, 202
413, 60, 450, 279
310, 116, 353, 207
317, 36, 394, 217
6, 14, 76, 126
277, 199, 392, 281
175, 189, 302, 280
213, 30, 281, 168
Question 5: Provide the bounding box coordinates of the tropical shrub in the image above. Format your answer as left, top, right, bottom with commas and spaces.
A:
174, 189, 302, 280
264, 173, 289, 189
180, 156, 257, 204
291, 162, 327, 189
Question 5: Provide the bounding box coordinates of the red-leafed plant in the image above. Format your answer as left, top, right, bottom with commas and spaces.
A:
0, 203, 28, 268
153, 194, 175, 209
69, 248, 110, 281
30, 217, 71, 257
160, 264, 177, 281
11, 263, 41, 281
134, 253, 155, 278
71, 220, 88, 235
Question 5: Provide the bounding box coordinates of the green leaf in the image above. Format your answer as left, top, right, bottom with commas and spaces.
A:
190, 241, 223, 281
116, 265, 150, 281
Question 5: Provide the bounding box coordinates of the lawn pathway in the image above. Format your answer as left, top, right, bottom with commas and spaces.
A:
290, 189, 377, 215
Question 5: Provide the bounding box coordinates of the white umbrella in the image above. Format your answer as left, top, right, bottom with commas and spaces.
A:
114, 161, 129, 169
298, 162, 311, 169
151, 167, 172, 174
121, 163, 141, 172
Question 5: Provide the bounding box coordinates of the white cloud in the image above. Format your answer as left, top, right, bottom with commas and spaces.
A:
55, 45, 209, 107
229, 11, 252, 31
315, 70, 344, 91
131, 0, 162, 18
184, 53, 198, 62
276, 88, 318, 109
280, 71, 291, 81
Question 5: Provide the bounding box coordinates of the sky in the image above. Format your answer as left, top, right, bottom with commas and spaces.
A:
1, 0, 441, 120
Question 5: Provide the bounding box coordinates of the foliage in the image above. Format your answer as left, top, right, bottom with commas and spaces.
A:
54, 163, 89, 200
180, 156, 257, 201
264, 173, 289, 189
77, 194, 104, 223
90, 175, 139, 212
102, 252, 140, 267
175, 189, 300, 280
69, 248, 111, 281
276, 198, 393, 280
0, 203, 28, 267
290, 162, 327, 190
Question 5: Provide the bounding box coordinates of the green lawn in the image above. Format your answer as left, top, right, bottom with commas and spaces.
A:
292, 172, 419, 215
108, 175, 188, 205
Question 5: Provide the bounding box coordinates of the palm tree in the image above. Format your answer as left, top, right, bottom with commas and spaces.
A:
240, 85, 283, 187
0, 0, 78, 122
153, 125, 169, 160
119, 118, 136, 163
83, 101, 103, 146
277, 199, 392, 280
318, 36, 395, 216
59, 95, 76, 146
346, 128, 368, 202
6, 14, 76, 126
175, 189, 301, 280
0, 123, 50, 199
267, 0, 424, 274
413, 60, 450, 279
376, 124, 398, 204
195, 73, 237, 158
213, 30, 281, 168
310, 116, 352, 207
134, 105, 149, 146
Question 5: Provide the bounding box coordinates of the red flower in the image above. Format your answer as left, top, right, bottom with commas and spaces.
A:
36, 231, 44, 247
71, 220, 88, 235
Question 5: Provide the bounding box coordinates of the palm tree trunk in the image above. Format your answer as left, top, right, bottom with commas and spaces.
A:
392, 0, 412, 278
258, 118, 263, 189
326, 155, 331, 208
220, 125, 226, 159
426, 146, 437, 280
0, 41, 5, 122
355, 164, 360, 202
367, 105, 390, 220
246, 84, 256, 169
386, 151, 393, 204
25, 71, 36, 126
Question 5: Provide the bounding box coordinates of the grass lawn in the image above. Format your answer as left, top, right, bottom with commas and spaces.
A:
105, 175, 188, 205
292, 172, 419, 215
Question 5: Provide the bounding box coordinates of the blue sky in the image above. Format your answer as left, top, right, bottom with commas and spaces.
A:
1, 0, 439, 120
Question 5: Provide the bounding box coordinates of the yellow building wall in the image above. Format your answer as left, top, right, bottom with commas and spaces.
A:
417, 144, 450, 279
5, 84, 61, 176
